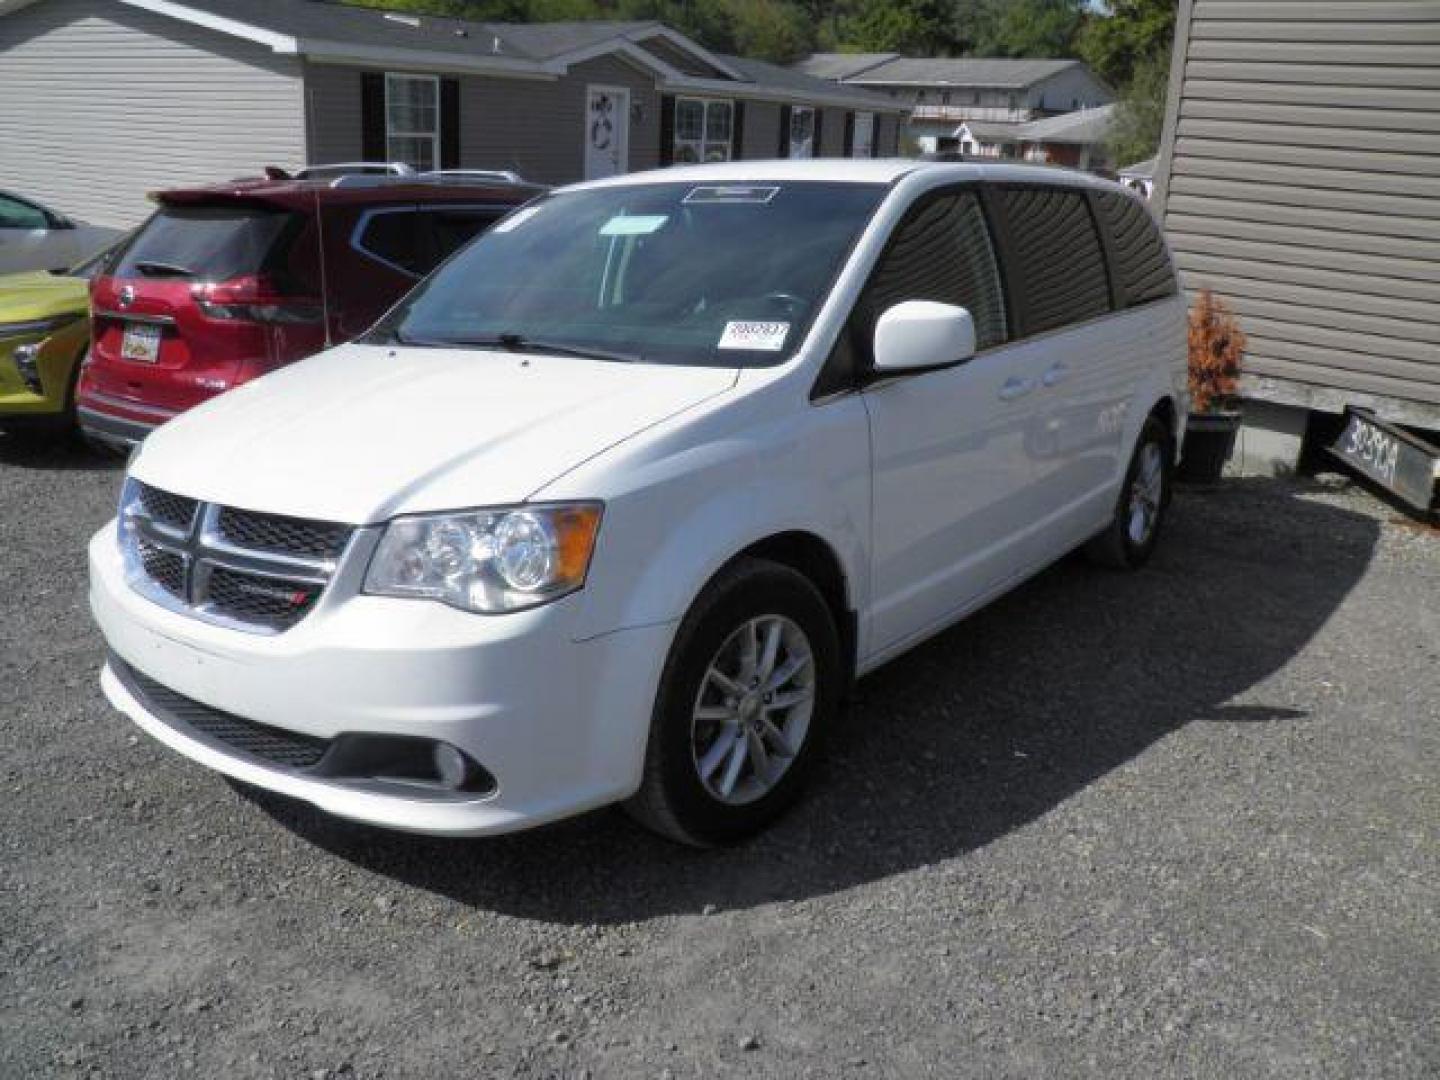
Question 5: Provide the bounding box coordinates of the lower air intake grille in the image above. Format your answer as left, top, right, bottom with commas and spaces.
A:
114, 654, 330, 770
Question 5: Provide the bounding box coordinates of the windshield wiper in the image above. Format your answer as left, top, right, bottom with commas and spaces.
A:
402, 332, 641, 364
133, 260, 196, 278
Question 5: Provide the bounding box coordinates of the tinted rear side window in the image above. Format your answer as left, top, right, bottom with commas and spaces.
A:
998, 187, 1110, 335
114, 206, 296, 280
355, 209, 425, 276
427, 208, 504, 264
1093, 190, 1176, 308
860, 192, 1008, 350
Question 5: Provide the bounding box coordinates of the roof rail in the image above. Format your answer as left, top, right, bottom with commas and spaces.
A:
419, 169, 525, 185
294, 162, 416, 180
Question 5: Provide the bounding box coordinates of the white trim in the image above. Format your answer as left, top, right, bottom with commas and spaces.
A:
628, 24, 746, 83
118, 0, 299, 53
671, 95, 735, 165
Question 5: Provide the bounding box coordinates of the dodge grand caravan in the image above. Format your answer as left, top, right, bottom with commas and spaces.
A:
90, 161, 1186, 846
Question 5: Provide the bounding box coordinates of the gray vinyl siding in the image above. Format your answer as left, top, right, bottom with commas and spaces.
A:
1156, 0, 1440, 409
818, 108, 846, 156
0, 0, 305, 228
877, 113, 899, 155
304, 56, 659, 185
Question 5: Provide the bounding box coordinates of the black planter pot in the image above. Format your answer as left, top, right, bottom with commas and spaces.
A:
1177, 411, 1241, 484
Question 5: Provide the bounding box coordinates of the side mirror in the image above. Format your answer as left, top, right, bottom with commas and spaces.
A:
873, 300, 976, 374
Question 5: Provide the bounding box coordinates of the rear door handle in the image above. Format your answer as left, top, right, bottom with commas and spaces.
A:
1042, 362, 1071, 388
998, 376, 1035, 402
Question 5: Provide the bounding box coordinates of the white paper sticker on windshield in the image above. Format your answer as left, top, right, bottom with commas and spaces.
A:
719, 321, 790, 352
599, 214, 668, 236
492, 205, 543, 233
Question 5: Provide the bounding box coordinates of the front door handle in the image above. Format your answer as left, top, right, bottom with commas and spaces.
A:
998, 376, 1035, 402
1042, 362, 1071, 388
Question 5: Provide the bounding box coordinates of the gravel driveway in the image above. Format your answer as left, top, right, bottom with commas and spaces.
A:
1, 438, 1436, 1079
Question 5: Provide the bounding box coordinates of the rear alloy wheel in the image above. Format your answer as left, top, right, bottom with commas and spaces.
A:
1085, 415, 1172, 570
625, 558, 841, 846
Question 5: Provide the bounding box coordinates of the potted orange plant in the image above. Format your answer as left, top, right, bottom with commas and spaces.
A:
1177, 289, 1245, 484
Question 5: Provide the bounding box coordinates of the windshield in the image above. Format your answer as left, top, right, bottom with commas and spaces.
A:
368, 181, 887, 367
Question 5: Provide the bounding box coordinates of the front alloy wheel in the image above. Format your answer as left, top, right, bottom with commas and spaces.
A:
626, 558, 841, 846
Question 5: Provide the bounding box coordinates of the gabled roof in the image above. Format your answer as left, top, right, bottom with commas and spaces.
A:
843, 57, 1087, 90
0, 0, 905, 109
1014, 104, 1115, 145
793, 52, 899, 81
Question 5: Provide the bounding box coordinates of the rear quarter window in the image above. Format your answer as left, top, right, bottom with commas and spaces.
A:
354, 209, 426, 276
1093, 190, 1177, 308
113, 206, 297, 280
997, 187, 1111, 336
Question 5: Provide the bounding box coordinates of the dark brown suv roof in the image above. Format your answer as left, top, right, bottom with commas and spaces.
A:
151, 175, 547, 212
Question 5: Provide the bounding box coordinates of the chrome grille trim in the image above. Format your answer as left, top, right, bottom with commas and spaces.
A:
120, 480, 356, 635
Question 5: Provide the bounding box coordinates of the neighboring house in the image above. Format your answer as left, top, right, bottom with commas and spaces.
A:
1118, 156, 1156, 199
0, 0, 905, 228
957, 104, 1116, 171
796, 54, 1112, 152
1155, 0, 1440, 473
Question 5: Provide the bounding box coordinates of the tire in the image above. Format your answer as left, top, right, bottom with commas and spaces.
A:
1084, 415, 1172, 570
624, 558, 843, 847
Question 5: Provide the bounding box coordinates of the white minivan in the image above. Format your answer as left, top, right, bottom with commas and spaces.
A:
90, 161, 1186, 845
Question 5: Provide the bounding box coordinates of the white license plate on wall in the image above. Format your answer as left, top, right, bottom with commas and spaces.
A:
121, 323, 162, 363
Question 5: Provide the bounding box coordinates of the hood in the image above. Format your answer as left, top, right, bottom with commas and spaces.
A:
132, 344, 738, 523
0, 271, 88, 323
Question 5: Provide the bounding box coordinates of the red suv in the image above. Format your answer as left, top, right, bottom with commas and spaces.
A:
78, 171, 543, 448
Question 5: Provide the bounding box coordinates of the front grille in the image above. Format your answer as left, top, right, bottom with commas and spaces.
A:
205, 567, 321, 631
216, 507, 351, 560
115, 655, 329, 769
136, 538, 186, 598
122, 480, 355, 635
137, 485, 198, 532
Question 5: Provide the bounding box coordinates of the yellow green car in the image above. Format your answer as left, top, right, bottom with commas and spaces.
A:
0, 245, 113, 439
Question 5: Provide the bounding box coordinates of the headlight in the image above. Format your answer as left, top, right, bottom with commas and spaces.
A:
0, 312, 83, 339
363, 503, 603, 614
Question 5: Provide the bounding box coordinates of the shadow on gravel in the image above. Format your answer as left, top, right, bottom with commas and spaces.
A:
0, 432, 124, 472
244, 479, 1380, 922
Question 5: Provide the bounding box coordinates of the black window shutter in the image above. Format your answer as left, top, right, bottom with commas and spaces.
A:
813, 109, 823, 156
843, 111, 854, 158
777, 104, 792, 157
361, 72, 386, 161
659, 95, 676, 166
731, 100, 745, 160
440, 78, 460, 169
872, 116, 882, 158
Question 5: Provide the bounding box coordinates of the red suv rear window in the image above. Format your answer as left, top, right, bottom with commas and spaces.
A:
113, 206, 299, 281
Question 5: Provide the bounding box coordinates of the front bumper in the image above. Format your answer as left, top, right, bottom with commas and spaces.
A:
89, 521, 675, 836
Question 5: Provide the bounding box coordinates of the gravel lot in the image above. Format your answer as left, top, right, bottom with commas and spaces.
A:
1, 436, 1436, 1079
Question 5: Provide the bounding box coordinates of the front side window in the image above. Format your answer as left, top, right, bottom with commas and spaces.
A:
370, 181, 887, 368
997, 186, 1111, 335
851, 112, 875, 158
789, 106, 816, 158
674, 97, 734, 163
386, 73, 439, 172
858, 191, 1009, 354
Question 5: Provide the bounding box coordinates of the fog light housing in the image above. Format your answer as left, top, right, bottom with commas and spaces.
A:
13, 342, 43, 394
433, 743, 471, 789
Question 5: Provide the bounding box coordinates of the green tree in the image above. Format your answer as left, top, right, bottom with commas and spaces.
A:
830, 0, 950, 54
1105, 47, 1168, 166
972, 0, 1086, 59
1079, 0, 1176, 89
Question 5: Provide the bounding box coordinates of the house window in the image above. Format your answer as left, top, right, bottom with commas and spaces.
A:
385, 73, 439, 171
674, 97, 734, 163
851, 111, 875, 158
789, 105, 816, 158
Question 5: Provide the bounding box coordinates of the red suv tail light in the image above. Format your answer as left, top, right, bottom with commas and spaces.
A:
191, 275, 324, 325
